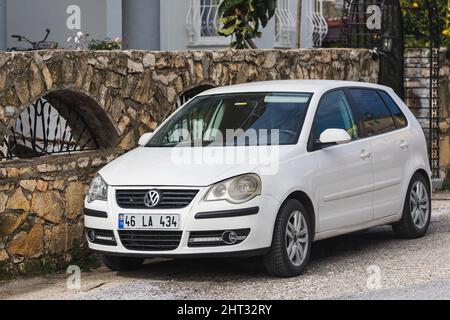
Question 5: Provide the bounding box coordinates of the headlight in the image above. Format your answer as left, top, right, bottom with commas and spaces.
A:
204, 174, 261, 204
87, 174, 108, 203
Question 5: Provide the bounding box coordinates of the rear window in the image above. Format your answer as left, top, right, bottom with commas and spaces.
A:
378, 91, 408, 128
348, 89, 396, 136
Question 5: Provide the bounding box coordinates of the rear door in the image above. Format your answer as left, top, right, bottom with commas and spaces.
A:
347, 88, 410, 219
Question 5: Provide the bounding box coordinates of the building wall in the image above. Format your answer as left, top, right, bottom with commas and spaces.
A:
404, 48, 450, 180
0, 0, 6, 51
3, 0, 311, 51
122, 0, 160, 50
6, 0, 121, 50
161, 0, 307, 51
160, 0, 191, 51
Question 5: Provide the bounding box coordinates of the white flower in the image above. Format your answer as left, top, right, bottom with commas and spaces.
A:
74, 36, 80, 44
114, 37, 121, 42
76, 31, 84, 38
66, 36, 73, 42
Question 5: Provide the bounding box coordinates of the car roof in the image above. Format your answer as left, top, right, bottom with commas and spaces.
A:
198, 80, 391, 96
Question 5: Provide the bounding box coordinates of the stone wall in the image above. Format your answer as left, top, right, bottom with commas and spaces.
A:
0, 150, 121, 276
405, 48, 450, 178
0, 49, 379, 276
437, 50, 450, 177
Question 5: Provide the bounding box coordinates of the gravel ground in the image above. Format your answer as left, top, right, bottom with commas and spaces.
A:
1, 195, 450, 300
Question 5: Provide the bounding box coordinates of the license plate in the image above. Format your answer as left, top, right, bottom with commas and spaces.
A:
118, 214, 180, 230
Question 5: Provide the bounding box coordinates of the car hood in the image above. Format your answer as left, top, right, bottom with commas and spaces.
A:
99, 147, 275, 187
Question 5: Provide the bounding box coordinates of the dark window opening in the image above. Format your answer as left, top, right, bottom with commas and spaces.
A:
147, 92, 312, 147
312, 90, 359, 142
175, 85, 216, 109
348, 88, 396, 136
378, 90, 408, 128
1, 90, 118, 160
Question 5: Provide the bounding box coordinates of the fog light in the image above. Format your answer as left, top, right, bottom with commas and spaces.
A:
86, 229, 96, 242
96, 235, 115, 241
222, 230, 238, 245
188, 228, 250, 247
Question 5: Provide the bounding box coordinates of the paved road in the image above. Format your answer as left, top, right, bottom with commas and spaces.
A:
1, 196, 450, 300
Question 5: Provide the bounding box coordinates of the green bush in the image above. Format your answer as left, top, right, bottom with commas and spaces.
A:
88, 38, 122, 50
401, 0, 450, 47
218, 0, 277, 49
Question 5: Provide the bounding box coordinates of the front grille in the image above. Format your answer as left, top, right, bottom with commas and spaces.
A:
116, 189, 199, 209
118, 230, 182, 251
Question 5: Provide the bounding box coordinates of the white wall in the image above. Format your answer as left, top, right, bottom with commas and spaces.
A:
6, 0, 121, 50
4, 0, 308, 51
0, 0, 6, 50
160, 0, 191, 51
299, 0, 314, 48
122, 0, 160, 50
161, 0, 298, 51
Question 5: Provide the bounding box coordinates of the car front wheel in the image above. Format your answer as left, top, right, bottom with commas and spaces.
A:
263, 199, 312, 277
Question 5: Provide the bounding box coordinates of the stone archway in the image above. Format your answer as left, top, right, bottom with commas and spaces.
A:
1, 90, 120, 160
175, 84, 216, 109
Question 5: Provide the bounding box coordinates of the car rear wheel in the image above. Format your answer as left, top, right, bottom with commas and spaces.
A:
102, 255, 144, 271
263, 199, 312, 277
392, 173, 431, 239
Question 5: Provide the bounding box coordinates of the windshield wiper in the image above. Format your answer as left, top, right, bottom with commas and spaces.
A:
156, 139, 216, 147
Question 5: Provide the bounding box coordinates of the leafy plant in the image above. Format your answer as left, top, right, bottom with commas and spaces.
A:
69, 239, 101, 272
66, 31, 122, 50
88, 38, 122, 50
401, 0, 449, 47
66, 31, 90, 50
218, 0, 277, 49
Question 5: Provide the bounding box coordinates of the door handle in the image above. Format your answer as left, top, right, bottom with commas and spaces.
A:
400, 140, 409, 150
360, 150, 371, 160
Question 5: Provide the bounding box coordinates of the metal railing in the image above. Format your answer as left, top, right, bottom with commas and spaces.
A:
186, 0, 227, 46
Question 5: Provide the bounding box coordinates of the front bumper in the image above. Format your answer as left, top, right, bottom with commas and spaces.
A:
84, 186, 280, 257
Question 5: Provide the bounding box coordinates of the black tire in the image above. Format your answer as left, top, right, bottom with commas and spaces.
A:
392, 173, 431, 239
263, 199, 312, 277
102, 255, 144, 271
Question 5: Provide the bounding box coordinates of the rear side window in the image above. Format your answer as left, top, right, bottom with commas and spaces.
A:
348, 89, 396, 136
378, 90, 408, 128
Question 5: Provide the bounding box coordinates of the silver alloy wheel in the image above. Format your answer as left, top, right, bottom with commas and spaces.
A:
285, 210, 309, 267
410, 181, 430, 229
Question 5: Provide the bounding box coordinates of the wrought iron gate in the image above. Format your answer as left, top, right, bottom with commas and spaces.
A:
0, 97, 98, 160
402, 0, 441, 178
175, 85, 215, 109
341, 0, 442, 178
341, 0, 404, 97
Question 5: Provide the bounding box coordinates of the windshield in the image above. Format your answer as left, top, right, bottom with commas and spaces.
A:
146, 92, 313, 147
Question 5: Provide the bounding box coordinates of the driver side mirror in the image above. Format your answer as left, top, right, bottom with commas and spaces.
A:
138, 132, 154, 146
318, 128, 352, 146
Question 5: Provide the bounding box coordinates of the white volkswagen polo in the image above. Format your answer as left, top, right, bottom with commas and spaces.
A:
84, 80, 431, 277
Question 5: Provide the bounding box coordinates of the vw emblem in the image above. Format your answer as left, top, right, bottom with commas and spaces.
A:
144, 189, 161, 208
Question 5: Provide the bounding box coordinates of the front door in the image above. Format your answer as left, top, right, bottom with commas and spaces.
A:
310, 90, 374, 232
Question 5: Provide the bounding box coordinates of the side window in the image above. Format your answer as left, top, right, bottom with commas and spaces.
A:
378, 91, 408, 128
313, 90, 359, 142
348, 89, 396, 136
